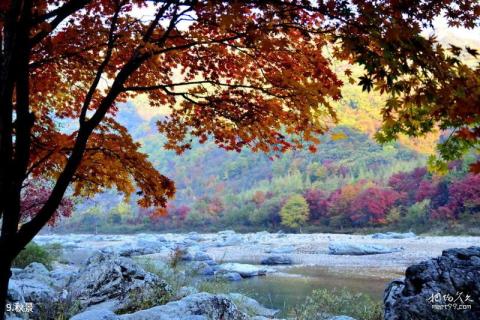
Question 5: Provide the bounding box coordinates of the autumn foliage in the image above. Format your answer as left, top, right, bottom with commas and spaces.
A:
0, 0, 479, 315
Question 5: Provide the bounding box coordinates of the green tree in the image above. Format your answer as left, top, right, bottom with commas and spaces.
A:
280, 195, 309, 231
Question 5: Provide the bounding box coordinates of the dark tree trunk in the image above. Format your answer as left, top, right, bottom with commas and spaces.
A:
0, 258, 12, 320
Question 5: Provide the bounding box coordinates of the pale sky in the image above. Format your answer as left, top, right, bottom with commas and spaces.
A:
130, 8, 479, 120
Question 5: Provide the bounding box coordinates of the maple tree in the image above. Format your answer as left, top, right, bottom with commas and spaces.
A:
0, 0, 479, 316
433, 173, 480, 219
303, 188, 328, 221
20, 182, 74, 226
350, 186, 401, 225
388, 167, 428, 205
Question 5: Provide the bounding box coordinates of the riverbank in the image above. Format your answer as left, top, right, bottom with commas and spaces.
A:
35, 231, 480, 275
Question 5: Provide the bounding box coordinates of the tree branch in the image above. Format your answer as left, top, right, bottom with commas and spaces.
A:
30, 0, 91, 46
79, 0, 123, 124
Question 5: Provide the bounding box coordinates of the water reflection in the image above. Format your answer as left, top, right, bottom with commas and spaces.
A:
224, 266, 399, 316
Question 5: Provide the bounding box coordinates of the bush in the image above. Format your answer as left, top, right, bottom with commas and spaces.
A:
294, 288, 383, 320
12, 242, 56, 270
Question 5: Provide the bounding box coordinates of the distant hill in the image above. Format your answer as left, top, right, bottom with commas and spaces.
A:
115, 97, 427, 208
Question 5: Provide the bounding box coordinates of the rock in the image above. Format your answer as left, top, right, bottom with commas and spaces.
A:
7, 280, 24, 302
215, 234, 243, 247
114, 244, 156, 257
136, 239, 165, 251
193, 251, 213, 261
261, 256, 293, 265
49, 264, 78, 288
384, 278, 406, 320
8, 278, 56, 304
67, 251, 170, 309
371, 232, 416, 239
214, 230, 243, 247
190, 261, 216, 276
70, 309, 118, 320
186, 232, 202, 241
176, 286, 199, 298
384, 246, 480, 320
204, 259, 217, 266
218, 230, 236, 236
23, 262, 50, 275
14, 262, 52, 285
265, 246, 295, 254
114, 238, 168, 257
226, 293, 279, 317
221, 272, 243, 281
328, 242, 402, 255
180, 251, 193, 261
119, 292, 248, 320
218, 263, 271, 278
9, 262, 57, 307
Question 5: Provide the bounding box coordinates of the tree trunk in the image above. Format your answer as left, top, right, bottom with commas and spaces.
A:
0, 257, 12, 320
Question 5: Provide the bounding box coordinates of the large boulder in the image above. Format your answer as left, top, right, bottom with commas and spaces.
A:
9, 279, 56, 304
119, 292, 248, 320
7, 277, 56, 319
8, 262, 58, 306
13, 262, 52, 285
189, 261, 217, 276
49, 264, 79, 288
384, 246, 480, 320
328, 242, 402, 255
371, 232, 416, 239
67, 251, 170, 309
217, 263, 271, 278
261, 256, 293, 265
114, 239, 167, 257
193, 251, 213, 262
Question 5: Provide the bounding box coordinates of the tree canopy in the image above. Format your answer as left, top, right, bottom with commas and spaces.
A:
0, 0, 479, 316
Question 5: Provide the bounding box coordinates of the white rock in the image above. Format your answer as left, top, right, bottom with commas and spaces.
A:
218, 263, 271, 278
328, 243, 402, 255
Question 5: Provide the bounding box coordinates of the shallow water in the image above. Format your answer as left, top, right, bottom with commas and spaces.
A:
224, 265, 399, 316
